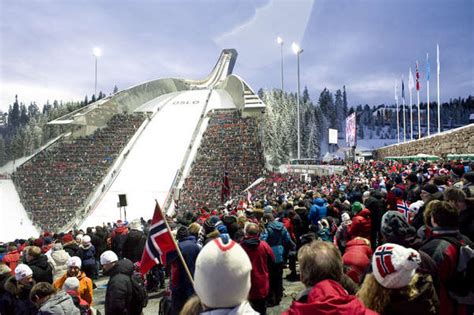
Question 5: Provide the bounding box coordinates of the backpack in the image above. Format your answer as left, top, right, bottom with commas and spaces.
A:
439, 236, 474, 305
130, 273, 149, 311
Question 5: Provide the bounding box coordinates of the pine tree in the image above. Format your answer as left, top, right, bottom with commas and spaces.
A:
334, 89, 344, 132
20, 104, 29, 126
0, 135, 6, 166
9, 95, 20, 129
113, 85, 119, 94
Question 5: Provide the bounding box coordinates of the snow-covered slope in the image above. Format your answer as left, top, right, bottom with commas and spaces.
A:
0, 179, 38, 242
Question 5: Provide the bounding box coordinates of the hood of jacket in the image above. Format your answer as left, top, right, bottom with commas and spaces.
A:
107, 258, 134, 277
285, 279, 375, 315
39, 290, 77, 313
267, 221, 284, 232
241, 236, 261, 249
28, 254, 49, 269
4, 276, 34, 298
355, 208, 371, 218
51, 250, 70, 264
313, 198, 325, 206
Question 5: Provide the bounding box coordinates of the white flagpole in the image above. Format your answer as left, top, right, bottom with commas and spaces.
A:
416, 61, 421, 139
426, 53, 430, 136
402, 78, 406, 142
409, 68, 414, 140
437, 44, 441, 133
395, 84, 400, 143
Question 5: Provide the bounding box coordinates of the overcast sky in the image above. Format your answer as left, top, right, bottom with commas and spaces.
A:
1, 0, 472, 112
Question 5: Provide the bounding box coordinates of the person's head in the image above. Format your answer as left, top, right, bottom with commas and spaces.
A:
66, 256, 82, 277
62, 277, 80, 293
30, 282, 56, 308
430, 201, 460, 228
188, 222, 202, 237
176, 226, 189, 241
444, 187, 467, 211
100, 250, 118, 273
380, 211, 416, 246
15, 264, 34, 286
406, 173, 418, 186
420, 184, 438, 203
24, 246, 41, 263
243, 222, 260, 238
298, 240, 343, 287
193, 238, 252, 309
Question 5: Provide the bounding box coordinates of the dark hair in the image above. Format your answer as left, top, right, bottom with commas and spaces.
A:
30, 282, 56, 303
444, 187, 466, 203
431, 201, 459, 228
298, 241, 343, 287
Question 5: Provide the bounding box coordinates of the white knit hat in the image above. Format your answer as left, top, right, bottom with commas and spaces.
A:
82, 235, 91, 245
15, 264, 33, 281
372, 243, 421, 289
63, 277, 80, 292
67, 256, 82, 269
100, 250, 118, 265
194, 238, 252, 308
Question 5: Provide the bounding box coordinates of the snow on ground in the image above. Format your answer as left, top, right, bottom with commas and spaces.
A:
80, 89, 232, 228
0, 179, 38, 242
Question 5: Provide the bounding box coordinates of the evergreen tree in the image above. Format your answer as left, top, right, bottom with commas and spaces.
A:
20, 104, 29, 126
113, 85, 119, 94
0, 135, 6, 165
343, 85, 348, 118
9, 95, 20, 129
334, 89, 344, 132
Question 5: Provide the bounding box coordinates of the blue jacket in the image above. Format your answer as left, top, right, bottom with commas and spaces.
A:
261, 221, 293, 264
168, 236, 200, 296
308, 198, 327, 225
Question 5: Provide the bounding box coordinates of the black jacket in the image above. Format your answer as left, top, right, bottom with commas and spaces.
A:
0, 273, 15, 315
3, 276, 37, 315
104, 258, 135, 315
122, 229, 146, 263
27, 255, 53, 284
63, 242, 81, 258
92, 229, 108, 259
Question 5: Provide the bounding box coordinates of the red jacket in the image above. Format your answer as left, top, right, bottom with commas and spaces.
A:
240, 237, 275, 299
342, 238, 373, 283
283, 279, 378, 315
2, 250, 20, 276
348, 208, 372, 242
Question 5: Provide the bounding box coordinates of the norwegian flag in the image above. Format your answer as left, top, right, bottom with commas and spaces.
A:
374, 245, 396, 277
416, 61, 420, 91
140, 201, 177, 275
396, 200, 412, 223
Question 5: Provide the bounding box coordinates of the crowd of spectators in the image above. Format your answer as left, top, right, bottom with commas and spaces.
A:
178, 111, 265, 211
12, 113, 146, 232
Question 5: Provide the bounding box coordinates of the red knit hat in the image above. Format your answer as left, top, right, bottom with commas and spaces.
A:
62, 234, 74, 243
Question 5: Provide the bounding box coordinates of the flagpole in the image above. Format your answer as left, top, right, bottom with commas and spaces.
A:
437, 44, 441, 133
396, 92, 400, 143
155, 199, 194, 286
426, 53, 430, 136
402, 78, 406, 142
409, 70, 413, 141
416, 61, 421, 139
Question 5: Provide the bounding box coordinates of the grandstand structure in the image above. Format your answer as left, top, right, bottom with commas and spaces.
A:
2, 49, 266, 236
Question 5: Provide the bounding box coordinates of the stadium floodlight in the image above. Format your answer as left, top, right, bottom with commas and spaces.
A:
277, 37, 284, 91
92, 47, 102, 97
292, 42, 303, 160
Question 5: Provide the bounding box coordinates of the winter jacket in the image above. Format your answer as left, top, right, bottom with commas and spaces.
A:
283, 279, 377, 315
167, 235, 200, 311
308, 198, 327, 226
365, 195, 386, 250
54, 271, 93, 305
348, 208, 372, 242
37, 290, 80, 315
342, 238, 373, 284
412, 192, 443, 230
2, 250, 20, 276
92, 229, 108, 259
111, 226, 129, 258
261, 221, 294, 264
48, 249, 71, 281
294, 206, 309, 236
382, 273, 439, 315
240, 236, 275, 299
0, 273, 15, 315
63, 242, 81, 258
78, 244, 96, 267
420, 227, 472, 315
200, 301, 258, 315
3, 276, 37, 315
122, 229, 146, 263
27, 254, 53, 284
104, 258, 135, 315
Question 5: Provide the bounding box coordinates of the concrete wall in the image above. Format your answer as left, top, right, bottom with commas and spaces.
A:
375, 124, 474, 159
